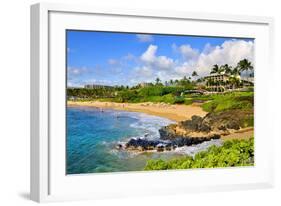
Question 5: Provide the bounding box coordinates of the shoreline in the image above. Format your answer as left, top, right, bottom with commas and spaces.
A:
67, 101, 208, 122
67, 100, 254, 140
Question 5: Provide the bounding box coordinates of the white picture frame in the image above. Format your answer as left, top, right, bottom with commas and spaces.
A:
30, 2, 275, 203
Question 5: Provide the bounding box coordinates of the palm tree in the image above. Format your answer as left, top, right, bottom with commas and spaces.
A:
222, 64, 232, 75
231, 67, 241, 76
229, 75, 241, 89
210, 64, 220, 74
155, 77, 161, 85
210, 64, 227, 75
237, 59, 254, 77
169, 79, 174, 85
192, 71, 198, 77
218, 66, 226, 74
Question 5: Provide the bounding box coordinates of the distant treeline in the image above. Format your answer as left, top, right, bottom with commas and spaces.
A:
67, 77, 195, 104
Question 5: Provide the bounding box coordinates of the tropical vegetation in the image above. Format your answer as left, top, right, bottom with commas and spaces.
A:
144, 138, 254, 170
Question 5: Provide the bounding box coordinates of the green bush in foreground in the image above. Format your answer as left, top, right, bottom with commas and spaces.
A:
144, 138, 254, 171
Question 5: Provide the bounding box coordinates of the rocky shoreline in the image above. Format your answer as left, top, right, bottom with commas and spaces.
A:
117, 109, 253, 152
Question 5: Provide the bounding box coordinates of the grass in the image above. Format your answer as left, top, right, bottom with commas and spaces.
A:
202, 92, 254, 113
144, 138, 254, 171
69, 89, 254, 112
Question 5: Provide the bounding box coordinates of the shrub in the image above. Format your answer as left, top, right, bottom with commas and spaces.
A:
173, 96, 185, 104
144, 138, 254, 171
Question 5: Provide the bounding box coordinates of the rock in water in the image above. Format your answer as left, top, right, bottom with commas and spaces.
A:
123, 134, 220, 152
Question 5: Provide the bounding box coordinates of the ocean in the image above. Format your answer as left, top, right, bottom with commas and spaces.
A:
66, 106, 222, 174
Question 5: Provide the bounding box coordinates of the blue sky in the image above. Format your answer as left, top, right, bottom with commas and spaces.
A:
67, 30, 254, 87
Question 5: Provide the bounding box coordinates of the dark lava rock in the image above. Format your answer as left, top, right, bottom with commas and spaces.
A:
179, 115, 203, 131
170, 134, 220, 147
226, 121, 240, 130
159, 125, 179, 140
201, 110, 252, 131
200, 123, 211, 132
125, 138, 160, 150
156, 144, 165, 152
123, 134, 220, 152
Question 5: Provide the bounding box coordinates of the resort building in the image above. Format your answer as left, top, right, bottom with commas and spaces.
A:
203, 74, 253, 92
241, 77, 254, 85
204, 74, 230, 83
139, 82, 152, 87
84, 84, 114, 89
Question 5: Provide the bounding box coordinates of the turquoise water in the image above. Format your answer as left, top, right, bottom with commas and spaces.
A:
66, 106, 175, 174
66, 106, 222, 174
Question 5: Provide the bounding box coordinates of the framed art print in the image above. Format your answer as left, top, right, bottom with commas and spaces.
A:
31, 3, 274, 202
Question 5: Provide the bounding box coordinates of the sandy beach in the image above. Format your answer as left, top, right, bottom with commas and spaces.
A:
67, 101, 208, 122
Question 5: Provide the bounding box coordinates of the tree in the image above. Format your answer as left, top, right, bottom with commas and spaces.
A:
237, 59, 254, 77
169, 79, 174, 85
192, 71, 198, 77
211, 64, 234, 75
218, 66, 226, 75
222, 64, 232, 75
210, 64, 220, 74
155, 77, 161, 85
229, 76, 241, 89
231, 67, 241, 76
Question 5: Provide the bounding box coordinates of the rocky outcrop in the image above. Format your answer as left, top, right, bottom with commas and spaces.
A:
159, 109, 253, 141
201, 110, 253, 131
120, 134, 220, 152
118, 110, 253, 153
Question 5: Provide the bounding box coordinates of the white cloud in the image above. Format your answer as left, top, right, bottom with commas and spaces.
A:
136, 34, 154, 42
84, 79, 111, 85
134, 66, 153, 77
141, 44, 157, 63
202, 43, 216, 55
195, 39, 254, 76
178, 44, 199, 60
141, 44, 175, 70
175, 62, 193, 75
108, 59, 119, 65
129, 40, 253, 84
76, 39, 254, 86
68, 67, 88, 75
133, 40, 254, 84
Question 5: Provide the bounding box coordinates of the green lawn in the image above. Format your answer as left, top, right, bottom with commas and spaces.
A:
201, 92, 254, 113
